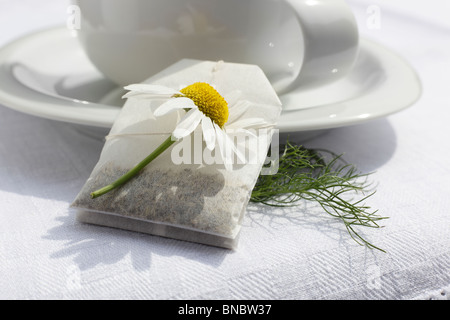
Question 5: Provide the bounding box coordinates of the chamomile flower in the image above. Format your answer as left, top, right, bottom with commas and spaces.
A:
122, 82, 271, 169
90, 81, 271, 199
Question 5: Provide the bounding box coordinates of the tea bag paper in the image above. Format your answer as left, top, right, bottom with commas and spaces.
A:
71, 59, 282, 249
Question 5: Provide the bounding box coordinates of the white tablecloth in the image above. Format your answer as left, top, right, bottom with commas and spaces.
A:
1, 0, 449, 300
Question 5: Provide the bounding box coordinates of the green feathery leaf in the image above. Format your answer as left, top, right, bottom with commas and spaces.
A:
252, 140, 388, 252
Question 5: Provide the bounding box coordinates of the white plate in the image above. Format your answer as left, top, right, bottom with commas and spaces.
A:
0, 27, 421, 132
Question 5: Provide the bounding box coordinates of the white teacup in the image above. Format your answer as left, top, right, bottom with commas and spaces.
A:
72, 0, 359, 94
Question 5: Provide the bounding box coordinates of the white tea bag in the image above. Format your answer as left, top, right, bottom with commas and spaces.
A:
71, 60, 282, 249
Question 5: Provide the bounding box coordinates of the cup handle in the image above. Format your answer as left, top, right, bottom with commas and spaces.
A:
280, 0, 359, 94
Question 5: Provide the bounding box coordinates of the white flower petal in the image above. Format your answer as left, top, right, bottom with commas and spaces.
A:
215, 125, 233, 171
227, 137, 247, 165
227, 117, 271, 130
215, 123, 247, 169
227, 100, 252, 124
224, 90, 243, 107
154, 97, 197, 117
226, 127, 257, 139
172, 109, 204, 140
123, 93, 173, 100
201, 117, 216, 151
122, 84, 181, 99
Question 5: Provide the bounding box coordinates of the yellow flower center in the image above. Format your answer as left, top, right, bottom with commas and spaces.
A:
179, 82, 229, 128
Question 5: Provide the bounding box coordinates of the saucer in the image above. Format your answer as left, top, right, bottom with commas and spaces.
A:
0, 27, 421, 132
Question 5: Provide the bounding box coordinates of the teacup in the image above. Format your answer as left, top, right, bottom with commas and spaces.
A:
72, 0, 359, 94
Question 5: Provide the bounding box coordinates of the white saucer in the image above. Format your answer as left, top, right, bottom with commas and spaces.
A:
0, 27, 421, 132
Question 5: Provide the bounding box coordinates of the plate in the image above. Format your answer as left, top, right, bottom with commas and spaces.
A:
0, 27, 421, 132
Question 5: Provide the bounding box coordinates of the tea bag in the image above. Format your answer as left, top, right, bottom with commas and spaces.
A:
71, 59, 282, 249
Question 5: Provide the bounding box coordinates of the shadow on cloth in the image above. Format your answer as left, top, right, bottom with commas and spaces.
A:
281, 117, 397, 173
43, 211, 230, 272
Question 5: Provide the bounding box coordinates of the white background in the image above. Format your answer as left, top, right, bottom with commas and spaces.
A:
0, 0, 449, 300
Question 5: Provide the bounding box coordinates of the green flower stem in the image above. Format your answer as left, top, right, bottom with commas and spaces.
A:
90, 136, 175, 199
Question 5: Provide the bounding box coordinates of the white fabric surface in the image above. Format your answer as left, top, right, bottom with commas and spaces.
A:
0, 0, 449, 300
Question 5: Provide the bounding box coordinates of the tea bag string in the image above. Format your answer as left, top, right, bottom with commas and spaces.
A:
211, 60, 225, 83
105, 132, 173, 141
105, 123, 277, 141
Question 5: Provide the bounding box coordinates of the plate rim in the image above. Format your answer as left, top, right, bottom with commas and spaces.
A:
0, 26, 422, 132
279, 38, 422, 132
